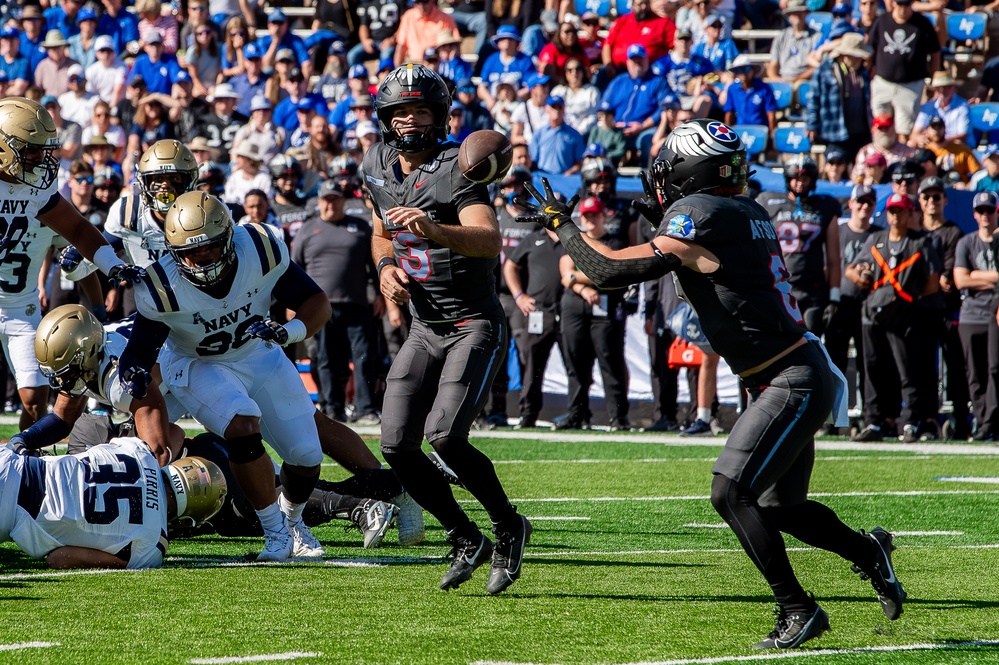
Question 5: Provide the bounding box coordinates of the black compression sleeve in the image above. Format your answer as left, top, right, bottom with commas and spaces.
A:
273, 261, 324, 310
556, 223, 682, 290
118, 314, 171, 373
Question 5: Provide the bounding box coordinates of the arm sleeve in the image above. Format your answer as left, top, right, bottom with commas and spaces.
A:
117, 314, 171, 372
273, 260, 324, 310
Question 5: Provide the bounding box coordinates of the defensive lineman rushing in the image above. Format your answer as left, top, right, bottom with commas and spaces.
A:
518, 119, 907, 648
117, 191, 330, 561
367, 64, 531, 594
0, 97, 144, 424
0, 438, 226, 569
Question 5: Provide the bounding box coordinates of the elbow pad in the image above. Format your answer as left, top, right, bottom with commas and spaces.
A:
558, 224, 681, 290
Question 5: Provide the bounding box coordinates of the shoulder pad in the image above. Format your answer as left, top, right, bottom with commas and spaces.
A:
243, 223, 284, 275
121, 194, 141, 232
142, 261, 179, 313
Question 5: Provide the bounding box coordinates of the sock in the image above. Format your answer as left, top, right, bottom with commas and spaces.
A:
382, 447, 474, 534
256, 502, 284, 534
697, 407, 712, 422
433, 437, 517, 525
325, 467, 402, 502
763, 501, 872, 567
301, 488, 362, 527
278, 492, 305, 523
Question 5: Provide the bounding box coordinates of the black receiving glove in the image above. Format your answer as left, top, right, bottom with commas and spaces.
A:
514, 177, 579, 232
108, 263, 147, 287
120, 366, 152, 400
631, 171, 666, 229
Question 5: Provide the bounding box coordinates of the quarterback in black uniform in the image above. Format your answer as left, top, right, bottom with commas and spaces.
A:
757, 155, 842, 334
518, 119, 906, 649
366, 64, 531, 595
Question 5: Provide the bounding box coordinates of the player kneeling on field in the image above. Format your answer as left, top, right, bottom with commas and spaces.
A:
117, 191, 331, 562
0, 438, 225, 569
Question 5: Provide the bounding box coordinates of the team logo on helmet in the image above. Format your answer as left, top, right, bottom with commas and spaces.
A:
707, 122, 738, 143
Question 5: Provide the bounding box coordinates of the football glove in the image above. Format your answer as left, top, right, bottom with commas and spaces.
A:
59, 245, 84, 272
631, 171, 666, 229
515, 177, 579, 232
91, 305, 109, 323
120, 366, 152, 400
108, 263, 147, 287
246, 318, 289, 345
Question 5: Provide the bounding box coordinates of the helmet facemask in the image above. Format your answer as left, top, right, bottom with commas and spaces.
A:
140, 171, 197, 213
381, 105, 446, 153
39, 352, 94, 397
169, 224, 235, 287
3, 134, 60, 190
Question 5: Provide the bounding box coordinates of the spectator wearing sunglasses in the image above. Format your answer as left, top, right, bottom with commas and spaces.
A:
822, 147, 850, 185
850, 114, 916, 183
59, 63, 100, 129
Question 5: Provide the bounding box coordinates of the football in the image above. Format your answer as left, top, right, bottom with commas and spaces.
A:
458, 130, 514, 184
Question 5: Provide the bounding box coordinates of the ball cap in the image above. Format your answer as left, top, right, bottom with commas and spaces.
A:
917, 175, 945, 194
872, 113, 895, 130
885, 193, 914, 210
850, 184, 875, 201
348, 64, 369, 80
864, 152, 887, 167
579, 196, 605, 215
546, 94, 565, 107
95, 34, 115, 51
973, 190, 998, 211
627, 44, 647, 59
319, 179, 345, 198
584, 142, 606, 158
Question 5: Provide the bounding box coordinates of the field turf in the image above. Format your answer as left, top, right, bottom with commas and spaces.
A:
2, 425, 999, 665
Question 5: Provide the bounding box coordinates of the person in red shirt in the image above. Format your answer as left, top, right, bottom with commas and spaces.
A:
538, 17, 591, 84
601, 0, 676, 74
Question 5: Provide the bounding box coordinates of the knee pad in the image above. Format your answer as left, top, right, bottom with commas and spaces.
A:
280, 462, 320, 504
224, 433, 267, 464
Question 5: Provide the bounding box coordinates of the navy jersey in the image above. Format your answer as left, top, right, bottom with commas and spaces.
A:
363, 141, 500, 323
657, 194, 807, 374
758, 192, 841, 295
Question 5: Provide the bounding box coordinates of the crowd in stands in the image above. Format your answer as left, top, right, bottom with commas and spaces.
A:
2, 0, 999, 441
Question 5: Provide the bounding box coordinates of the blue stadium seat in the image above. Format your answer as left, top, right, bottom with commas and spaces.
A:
577, 0, 612, 17
970, 103, 999, 134
947, 12, 986, 41
806, 12, 833, 39
769, 81, 793, 111
734, 125, 769, 157
774, 126, 811, 154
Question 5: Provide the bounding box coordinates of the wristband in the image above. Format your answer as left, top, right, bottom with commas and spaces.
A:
513, 291, 524, 300
282, 318, 308, 345
377, 257, 397, 274
829, 287, 841, 303
92, 244, 124, 276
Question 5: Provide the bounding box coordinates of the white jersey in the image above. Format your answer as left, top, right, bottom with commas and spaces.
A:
0, 212, 57, 312
133, 223, 289, 367
0, 179, 60, 265
6, 438, 168, 569
105, 185, 170, 267
85, 321, 132, 415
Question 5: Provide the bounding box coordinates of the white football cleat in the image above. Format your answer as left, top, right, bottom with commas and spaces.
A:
289, 518, 325, 557
257, 528, 294, 562
351, 499, 397, 548
393, 491, 425, 546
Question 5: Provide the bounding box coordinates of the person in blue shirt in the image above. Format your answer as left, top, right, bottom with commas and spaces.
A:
96, 0, 140, 56
230, 43, 270, 117
273, 67, 328, 133
68, 6, 100, 70
326, 64, 372, 141
477, 25, 535, 109
529, 95, 586, 175
446, 101, 473, 143
722, 55, 777, 136
255, 9, 313, 79
0, 27, 32, 96
692, 14, 739, 73
599, 45, 672, 142
44, 0, 82, 39
126, 30, 180, 95
651, 28, 715, 118
19, 5, 47, 74
437, 31, 472, 85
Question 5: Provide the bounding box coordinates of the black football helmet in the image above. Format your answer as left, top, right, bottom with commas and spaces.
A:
783, 154, 819, 195
650, 119, 748, 206
196, 161, 226, 197
374, 64, 451, 153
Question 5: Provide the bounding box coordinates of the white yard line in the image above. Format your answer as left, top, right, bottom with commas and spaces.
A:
0, 642, 60, 652
528, 516, 591, 521
937, 476, 999, 484
189, 652, 323, 664
457, 489, 999, 504
471, 639, 999, 665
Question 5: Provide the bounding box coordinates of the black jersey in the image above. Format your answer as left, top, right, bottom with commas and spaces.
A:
838, 219, 875, 299
363, 141, 500, 323
758, 192, 841, 296
657, 194, 807, 374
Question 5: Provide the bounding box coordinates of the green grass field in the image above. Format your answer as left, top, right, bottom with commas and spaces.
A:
3, 425, 999, 665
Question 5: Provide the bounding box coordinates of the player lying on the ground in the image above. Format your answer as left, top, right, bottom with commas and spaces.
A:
0, 437, 226, 569
517, 119, 907, 649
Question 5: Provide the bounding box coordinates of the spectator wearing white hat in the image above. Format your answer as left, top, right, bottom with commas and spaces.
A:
231, 95, 286, 165
34, 29, 80, 97
85, 35, 127, 105
194, 82, 247, 163
766, 0, 821, 83
68, 5, 100, 69
224, 140, 273, 205
59, 63, 101, 129
911, 71, 971, 147
355, 120, 381, 157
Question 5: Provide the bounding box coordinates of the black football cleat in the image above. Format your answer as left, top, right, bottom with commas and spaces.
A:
852, 527, 907, 620
752, 603, 830, 650
439, 531, 493, 591
487, 513, 533, 595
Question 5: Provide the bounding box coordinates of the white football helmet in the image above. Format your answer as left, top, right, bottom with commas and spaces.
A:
164, 456, 228, 527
